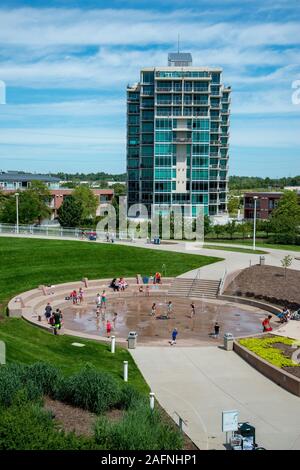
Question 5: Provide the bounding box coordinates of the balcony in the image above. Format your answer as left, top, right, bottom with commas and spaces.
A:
156, 87, 172, 92
174, 137, 192, 143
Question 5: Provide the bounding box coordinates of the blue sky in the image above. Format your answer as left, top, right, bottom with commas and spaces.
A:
0, 0, 299, 176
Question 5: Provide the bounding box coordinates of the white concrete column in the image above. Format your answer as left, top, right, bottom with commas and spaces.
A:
123, 361, 128, 382
111, 336, 116, 353
150, 392, 155, 410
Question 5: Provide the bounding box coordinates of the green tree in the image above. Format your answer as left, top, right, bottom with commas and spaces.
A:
270, 190, 300, 242
57, 196, 83, 228
72, 186, 98, 221
213, 224, 224, 239
0, 182, 51, 224
27, 181, 51, 224
225, 220, 236, 239
111, 183, 126, 197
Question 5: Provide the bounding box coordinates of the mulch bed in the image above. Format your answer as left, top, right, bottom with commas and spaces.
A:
44, 397, 97, 437
225, 265, 300, 309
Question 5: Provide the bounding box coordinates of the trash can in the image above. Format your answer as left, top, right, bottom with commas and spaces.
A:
259, 256, 265, 266
224, 332, 234, 351
128, 331, 138, 349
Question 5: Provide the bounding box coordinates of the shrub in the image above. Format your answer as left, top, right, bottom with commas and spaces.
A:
27, 362, 63, 398
120, 385, 143, 410
94, 399, 183, 450
0, 363, 41, 407
58, 364, 122, 414
0, 391, 100, 450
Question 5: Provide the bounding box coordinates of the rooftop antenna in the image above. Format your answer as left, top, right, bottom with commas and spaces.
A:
177, 33, 180, 54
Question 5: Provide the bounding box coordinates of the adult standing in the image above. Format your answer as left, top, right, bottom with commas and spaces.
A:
44, 303, 52, 322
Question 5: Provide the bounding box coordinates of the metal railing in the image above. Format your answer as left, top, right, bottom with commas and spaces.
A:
0, 223, 115, 241
218, 268, 227, 296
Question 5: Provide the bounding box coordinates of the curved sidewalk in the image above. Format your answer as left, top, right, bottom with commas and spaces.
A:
131, 345, 300, 450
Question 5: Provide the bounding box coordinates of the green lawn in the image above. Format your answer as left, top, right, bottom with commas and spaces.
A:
0, 236, 221, 311
206, 239, 300, 252
204, 244, 268, 255
0, 317, 148, 394
0, 236, 220, 393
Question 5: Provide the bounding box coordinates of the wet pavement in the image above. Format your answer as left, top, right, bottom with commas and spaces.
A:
61, 295, 267, 346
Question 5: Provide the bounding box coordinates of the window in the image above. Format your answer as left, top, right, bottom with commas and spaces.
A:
129, 138, 139, 146
192, 170, 209, 180
192, 132, 209, 143
155, 119, 172, 129
128, 104, 139, 113
141, 157, 153, 167
155, 168, 172, 180
193, 119, 209, 130
128, 159, 139, 169
155, 182, 171, 192
192, 144, 209, 155
142, 122, 153, 132
142, 134, 154, 144
141, 146, 153, 156
192, 157, 208, 167
128, 115, 139, 125
128, 126, 139, 135
142, 71, 154, 84
155, 131, 172, 142
155, 156, 172, 166
155, 144, 173, 155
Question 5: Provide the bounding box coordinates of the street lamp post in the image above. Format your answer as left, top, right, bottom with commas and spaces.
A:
15, 192, 19, 234
253, 196, 258, 251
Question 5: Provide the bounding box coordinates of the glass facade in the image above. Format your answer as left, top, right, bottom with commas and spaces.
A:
127, 63, 230, 216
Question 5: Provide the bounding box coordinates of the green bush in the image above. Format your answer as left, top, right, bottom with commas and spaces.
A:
0, 392, 100, 450
120, 384, 143, 410
27, 362, 63, 398
94, 399, 183, 450
0, 363, 41, 407
58, 364, 122, 414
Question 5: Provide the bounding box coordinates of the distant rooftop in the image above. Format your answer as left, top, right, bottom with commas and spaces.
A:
168, 52, 192, 67
0, 171, 60, 183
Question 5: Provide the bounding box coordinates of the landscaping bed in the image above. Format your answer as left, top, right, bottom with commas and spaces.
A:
0, 362, 187, 450
239, 336, 300, 379
225, 265, 300, 310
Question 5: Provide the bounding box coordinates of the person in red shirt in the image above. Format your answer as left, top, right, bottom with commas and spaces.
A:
106, 320, 112, 338
262, 315, 273, 332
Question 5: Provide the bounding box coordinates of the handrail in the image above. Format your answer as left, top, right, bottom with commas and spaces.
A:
218, 268, 227, 296
187, 268, 201, 297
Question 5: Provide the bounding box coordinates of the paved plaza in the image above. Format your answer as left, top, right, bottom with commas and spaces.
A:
131, 346, 300, 450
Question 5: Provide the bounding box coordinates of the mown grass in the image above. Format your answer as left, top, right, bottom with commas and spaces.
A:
0, 236, 221, 311
206, 239, 300, 252
0, 317, 148, 394
204, 244, 268, 255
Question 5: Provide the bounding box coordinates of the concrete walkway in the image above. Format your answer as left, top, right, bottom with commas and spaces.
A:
131, 346, 300, 450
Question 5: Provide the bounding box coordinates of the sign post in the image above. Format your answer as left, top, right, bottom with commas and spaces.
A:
222, 410, 239, 447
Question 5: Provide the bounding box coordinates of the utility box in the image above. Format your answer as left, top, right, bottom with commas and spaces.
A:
128, 331, 138, 349
259, 256, 265, 266
224, 333, 234, 351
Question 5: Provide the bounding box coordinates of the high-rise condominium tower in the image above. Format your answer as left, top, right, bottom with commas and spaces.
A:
126, 53, 231, 218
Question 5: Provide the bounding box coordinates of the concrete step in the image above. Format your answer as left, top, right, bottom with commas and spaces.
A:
168, 278, 220, 299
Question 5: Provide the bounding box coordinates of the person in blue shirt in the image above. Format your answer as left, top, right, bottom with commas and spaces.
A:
169, 328, 178, 345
